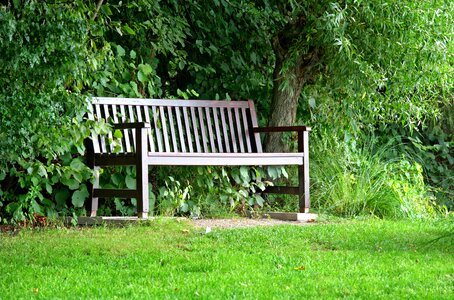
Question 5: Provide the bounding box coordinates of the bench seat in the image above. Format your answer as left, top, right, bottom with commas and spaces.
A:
94, 152, 304, 166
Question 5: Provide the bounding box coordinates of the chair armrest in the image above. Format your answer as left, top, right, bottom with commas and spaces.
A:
112, 122, 151, 129
252, 126, 311, 133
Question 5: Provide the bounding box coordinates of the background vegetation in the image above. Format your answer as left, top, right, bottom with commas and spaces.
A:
0, 0, 452, 223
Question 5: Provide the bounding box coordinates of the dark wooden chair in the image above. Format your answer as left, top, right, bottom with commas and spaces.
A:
85, 97, 311, 218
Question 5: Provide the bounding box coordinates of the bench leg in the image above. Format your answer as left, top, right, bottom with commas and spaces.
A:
136, 127, 149, 219
298, 165, 309, 213
88, 166, 100, 217
136, 163, 149, 219
298, 130, 310, 213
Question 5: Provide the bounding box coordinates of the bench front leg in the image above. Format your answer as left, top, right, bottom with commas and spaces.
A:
135, 126, 149, 219
298, 130, 310, 213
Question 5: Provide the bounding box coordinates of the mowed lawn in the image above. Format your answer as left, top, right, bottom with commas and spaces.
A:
0, 218, 452, 299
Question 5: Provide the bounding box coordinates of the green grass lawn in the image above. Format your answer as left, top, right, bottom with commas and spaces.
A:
0, 218, 452, 299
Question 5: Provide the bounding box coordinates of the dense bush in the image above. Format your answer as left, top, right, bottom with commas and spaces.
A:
0, 2, 110, 222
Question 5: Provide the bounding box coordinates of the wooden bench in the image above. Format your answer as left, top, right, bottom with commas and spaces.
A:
85, 97, 311, 218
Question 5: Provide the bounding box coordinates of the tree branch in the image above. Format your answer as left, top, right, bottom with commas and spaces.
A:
92, 0, 104, 21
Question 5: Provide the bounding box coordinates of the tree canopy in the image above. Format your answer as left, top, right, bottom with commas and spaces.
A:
0, 0, 452, 222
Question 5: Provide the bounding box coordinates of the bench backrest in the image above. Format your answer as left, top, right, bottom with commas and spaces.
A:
88, 97, 263, 154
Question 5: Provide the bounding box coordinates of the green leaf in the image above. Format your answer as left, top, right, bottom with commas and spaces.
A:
111, 173, 123, 187
130, 50, 136, 59
72, 184, 89, 208
240, 166, 250, 181
116, 45, 126, 57
70, 158, 85, 172
308, 97, 316, 108
122, 25, 136, 35
0, 171, 5, 181
31, 200, 42, 214
267, 167, 279, 180
139, 64, 153, 75
281, 167, 288, 179
125, 175, 136, 189
55, 188, 70, 207
45, 183, 53, 194
62, 177, 80, 190
113, 129, 123, 139
137, 70, 148, 83
37, 165, 47, 178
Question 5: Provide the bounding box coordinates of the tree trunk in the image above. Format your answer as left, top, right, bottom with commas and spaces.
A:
264, 27, 321, 152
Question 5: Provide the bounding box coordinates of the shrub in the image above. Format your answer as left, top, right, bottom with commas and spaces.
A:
311, 137, 439, 219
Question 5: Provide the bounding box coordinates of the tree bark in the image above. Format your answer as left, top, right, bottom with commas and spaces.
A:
264, 30, 321, 152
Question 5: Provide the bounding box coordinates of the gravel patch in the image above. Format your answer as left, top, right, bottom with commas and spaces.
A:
191, 218, 315, 229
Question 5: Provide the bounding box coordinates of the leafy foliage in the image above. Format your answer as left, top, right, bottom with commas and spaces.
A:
0, 1, 109, 222
0, 0, 452, 222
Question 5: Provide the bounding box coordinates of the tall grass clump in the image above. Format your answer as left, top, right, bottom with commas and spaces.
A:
311, 137, 440, 219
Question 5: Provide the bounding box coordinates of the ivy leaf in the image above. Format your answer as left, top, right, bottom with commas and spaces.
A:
72, 184, 89, 208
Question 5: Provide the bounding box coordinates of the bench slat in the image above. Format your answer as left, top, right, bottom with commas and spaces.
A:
93, 97, 250, 108
111, 105, 124, 152
152, 106, 164, 152
142, 106, 155, 152
167, 106, 179, 152
219, 108, 230, 152
198, 107, 209, 152
212, 107, 223, 153
241, 107, 252, 153
103, 104, 115, 153
95, 104, 107, 153
119, 105, 132, 152
205, 107, 216, 153
88, 105, 101, 154
227, 108, 238, 153
127, 105, 136, 150
175, 106, 187, 152
159, 106, 171, 152
182, 107, 194, 152
247, 100, 263, 153
234, 107, 245, 153
190, 107, 202, 153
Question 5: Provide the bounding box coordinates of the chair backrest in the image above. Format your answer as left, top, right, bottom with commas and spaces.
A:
88, 97, 263, 154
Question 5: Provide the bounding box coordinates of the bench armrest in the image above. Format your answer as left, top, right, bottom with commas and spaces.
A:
112, 122, 151, 129
253, 126, 311, 133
